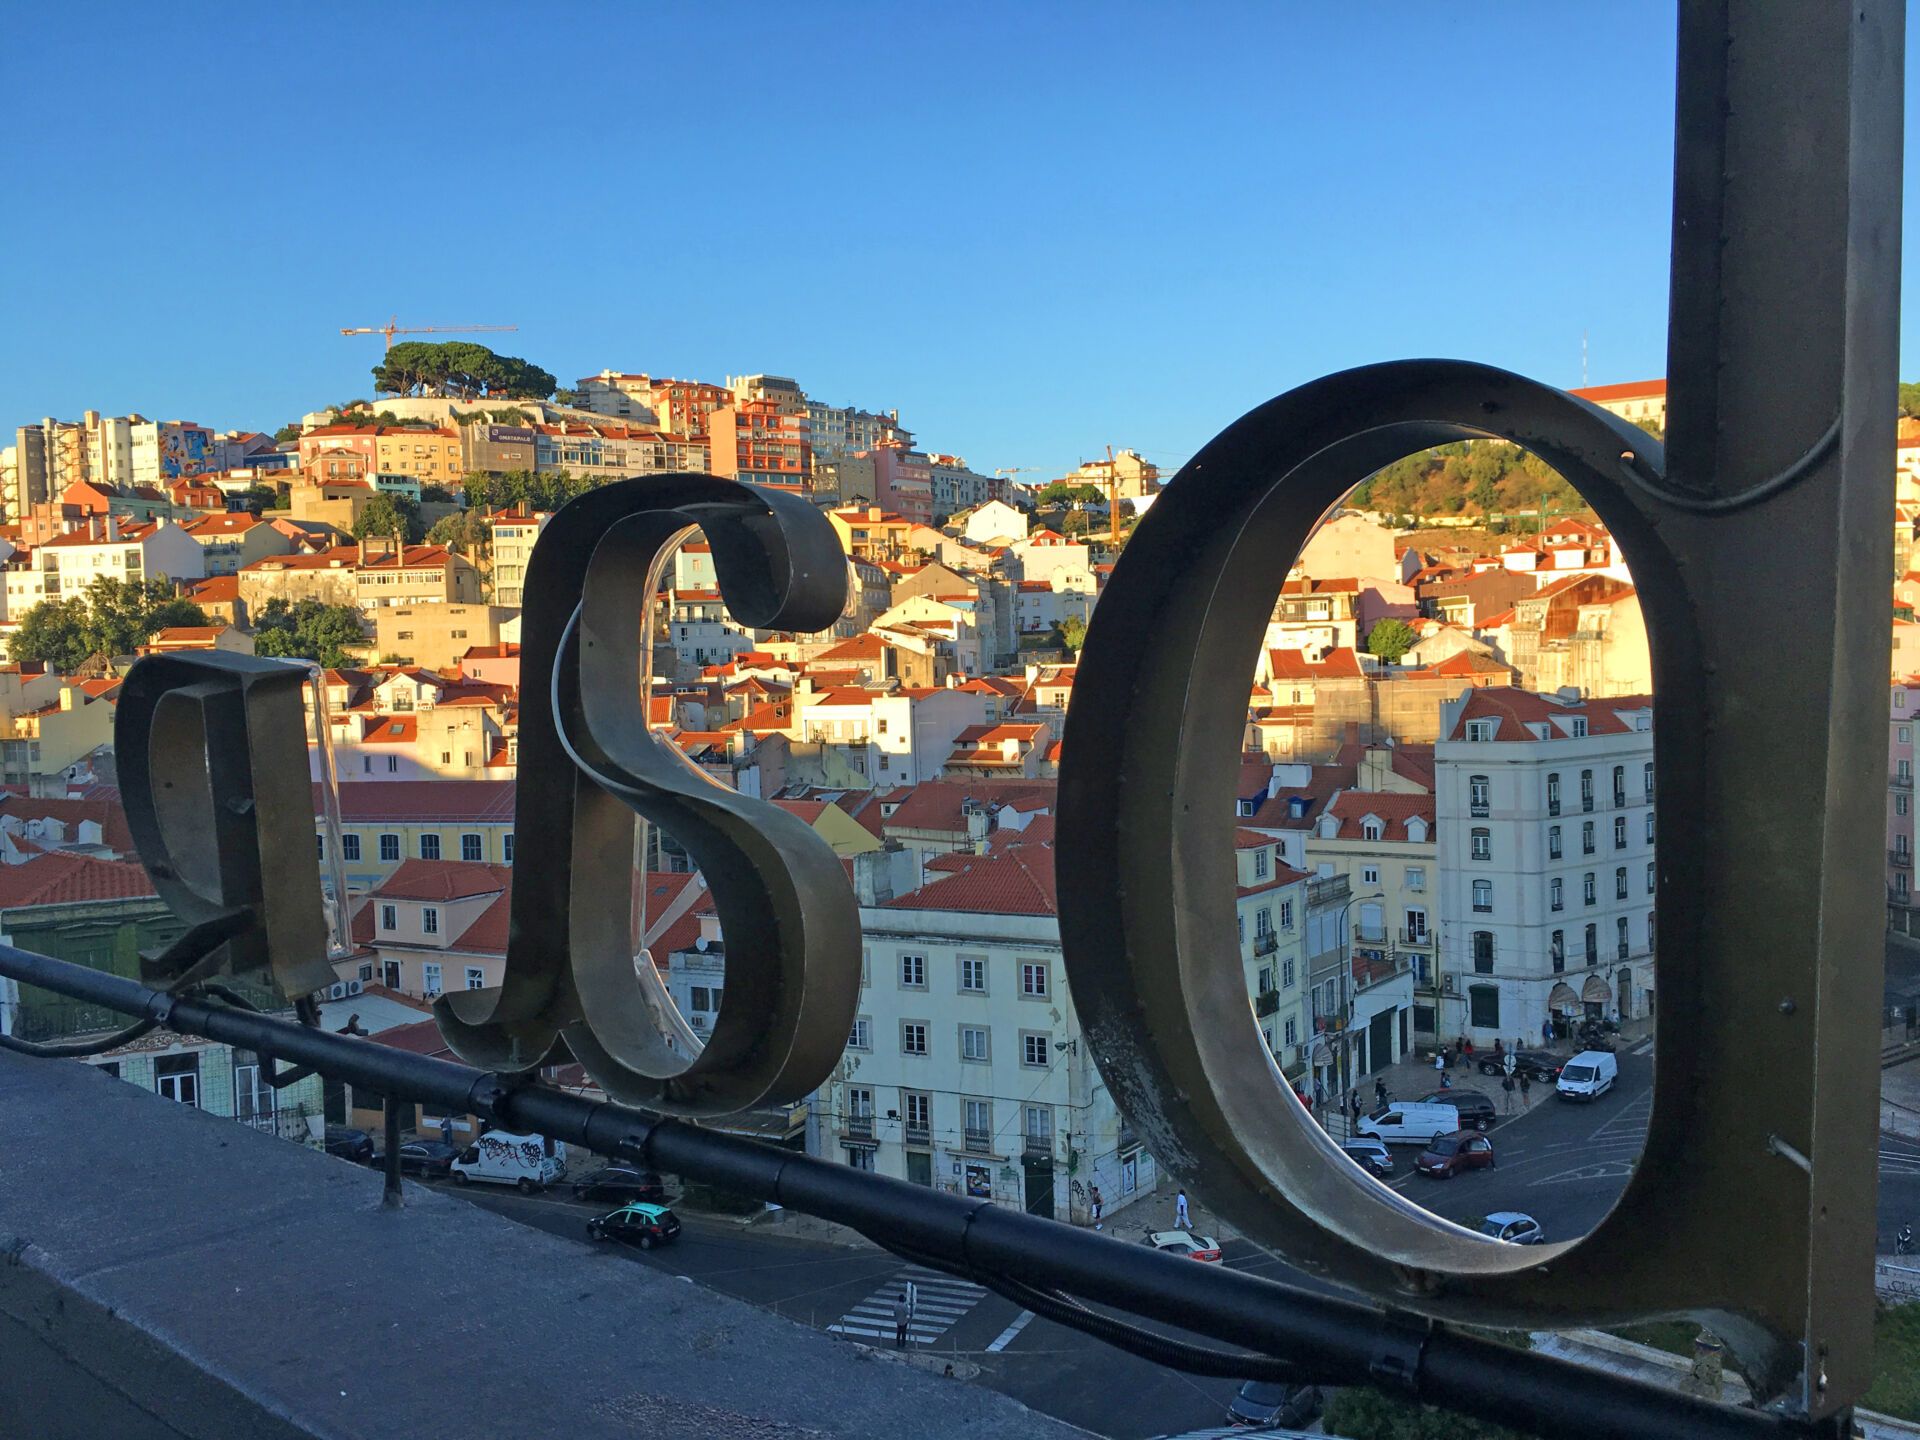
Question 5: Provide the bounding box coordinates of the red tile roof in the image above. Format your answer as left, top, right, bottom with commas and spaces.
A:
374, 859, 510, 902
887, 845, 1057, 916
882, 779, 1055, 835
0, 852, 156, 907
1266, 646, 1364, 681
1568, 379, 1667, 404
0, 795, 135, 854
1444, 689, 1654, 742
319, 780, 515, 823
1323, 791, 1435, 842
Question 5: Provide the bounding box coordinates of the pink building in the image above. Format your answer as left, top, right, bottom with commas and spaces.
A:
1893, 681, 1918, 920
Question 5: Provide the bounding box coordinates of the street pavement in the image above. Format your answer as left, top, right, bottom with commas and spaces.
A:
394, 1037, 1920, 1440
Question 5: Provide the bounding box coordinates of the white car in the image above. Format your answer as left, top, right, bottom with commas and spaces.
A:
1479, 1211, 1546, 1245
1143, 1229, 1222, 1262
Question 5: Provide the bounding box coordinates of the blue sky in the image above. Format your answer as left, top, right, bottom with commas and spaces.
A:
2, 4, 1914, 476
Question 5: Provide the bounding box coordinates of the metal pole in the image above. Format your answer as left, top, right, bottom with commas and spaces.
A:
0, 942, 1821, 1440
382, 1098, 402, 1208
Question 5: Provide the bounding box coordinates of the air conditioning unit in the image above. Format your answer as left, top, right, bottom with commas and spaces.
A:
328, 982, 348, 1001
346, 979, 364, 996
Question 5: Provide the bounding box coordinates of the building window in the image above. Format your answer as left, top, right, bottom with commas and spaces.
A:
387, 756, 399, 773
461, 833, 483, 862
1404, 867, 1424, 893
154, 1053, 200, 1107
1582, 820, 1595, 854
423, 962, 442, 998
1584, 923, 1598, 965
902, 1022, 929, 1056
849, 1016, 871, 1050
1361, 865, 1380, 885
1644, 761, 1655, 799
959, 955, 986, 993
964, 1099, 992, 1151
1021, 962, 1048, 998
1548, 825, 1563, 859
422, 906, 440, 935
903, 1091, 930, 1143
316, 833, 325, 861
379, 833, 400, 862
1466, 720, 1495, 742
380, 904, 397, 931
1550, 877, 1564, 911
1617, 916, 1630, 959
1551, 929, 1565, 973
900, 953, 926, 988
1021, 1032, 1048, 1067
1471, 879, 1492, 913
1612, 766, 1626, 807
1571, 717, 1589, 738
1583, 872, 1596, 905
1471, 931, 1494, 973
1469, 775, 1490, 817
342, 833, 362, 861
1470, 828, 1491, 862
1581, 770, 1595, 811
1283, 1016, 1298, 1046
1615, 867, 1628, 899
1281, 958, 1295, 988
504, 834, 515, 862
1280, 898, 1295, 928
1025, 1104, 1053, 1147
466, 966, 485, 989
1547, 772, 1561, 815
1614, 816, 1627, 850
1648, 913, 1657, 951
959, 1024, 988, 1061
1468, 984, 1500, 1029
1645, 811, 1655, 843
1254, 849, 1269, 878
420, 834, 441, 860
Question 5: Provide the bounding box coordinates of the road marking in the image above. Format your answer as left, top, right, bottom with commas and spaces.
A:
986, 1310, 1035, 1352
1630, 1039, 1653, 1056
827, 1264, 988, 1347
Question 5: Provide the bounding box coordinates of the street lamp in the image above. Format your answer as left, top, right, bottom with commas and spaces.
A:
1312, 891, 1385, 1099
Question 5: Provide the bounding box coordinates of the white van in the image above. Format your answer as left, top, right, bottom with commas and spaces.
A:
1356, 1102, 1461, 1145
451, 1130, 568, 1191
1555, 1050, 1619, 1101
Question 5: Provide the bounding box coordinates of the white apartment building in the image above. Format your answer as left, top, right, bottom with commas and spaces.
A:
488, 509, 549, 607
789, 683, 989, 788
1307, 791, 1438, 1046
1235, 830, 1311, 1072
1435, 688, 1656, 1047
38, 516, 205, 598
825, 846, 1155, 1223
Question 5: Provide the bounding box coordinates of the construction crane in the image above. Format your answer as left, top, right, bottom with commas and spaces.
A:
339, 318, 519, 352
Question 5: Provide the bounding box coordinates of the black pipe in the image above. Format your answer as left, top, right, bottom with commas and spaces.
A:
0, 943, 1819, 1440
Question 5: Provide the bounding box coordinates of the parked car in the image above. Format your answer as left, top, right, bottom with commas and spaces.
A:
1555, 1050, 1619, 1101
1226, 1378, 1321, 1428
1476, 1050, 1562, 1083
587, 1202, 682, 1250
1415, 1088, 1497, 1132
1415, 1131, 1497, 1179
1479, 1211, 1546, 1245
571, 1164, 667, 1205
1356, 1101, 1461, 1145
1340, 1138, 1395, 1178
368, 1138, 458, 1179
324, 1125, 374, 1164
1143, 1229, 1223, 1262
451, 1130, 568, 1192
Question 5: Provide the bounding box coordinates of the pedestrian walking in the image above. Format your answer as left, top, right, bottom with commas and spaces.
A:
1313, 1078, 1326, 1114
1439, 1071, 1452, 1091
893, 1291, 911, 1348
1462, 1036, 1475, 1061
1348, 1090, 1361, 1132
1501, 1074, 1516, 1113
1433, 1050, 1445, 1075
1519, 1073, 1532, 1109
1374, 1076, 1388, 1108
439, 1114, 454, 1149
1175, 1190, 1191, 1229
1090, 1186, 1104, 1231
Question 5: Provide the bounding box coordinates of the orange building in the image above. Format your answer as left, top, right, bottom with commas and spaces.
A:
708, 400, 812, 488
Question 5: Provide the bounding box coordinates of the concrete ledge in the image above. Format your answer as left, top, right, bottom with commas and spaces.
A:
0, 1052, 1084, 1440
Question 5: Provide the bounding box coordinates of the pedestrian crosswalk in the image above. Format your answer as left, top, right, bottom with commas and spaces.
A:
827, 1264, 988, 1347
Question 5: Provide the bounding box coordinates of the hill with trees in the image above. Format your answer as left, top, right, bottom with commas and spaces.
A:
10, 579, 209, 671
371, 341, 557, 401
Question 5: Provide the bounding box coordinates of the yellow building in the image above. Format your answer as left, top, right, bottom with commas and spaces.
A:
0, 684, 117, 786
373, 604, 513, 669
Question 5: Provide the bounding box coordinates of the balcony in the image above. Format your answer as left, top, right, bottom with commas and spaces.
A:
1254, 931, 1278, 956
904, 1121, 930, 1146
963, 1127, 992, 1155
1397, 926, 1433, 947
1307, 875, 1350, 908
844, 1114, 874, 1142
1256, 988, 1280, 1017
1023, 1132, 1053, 1158
1893, 849, 1913, 869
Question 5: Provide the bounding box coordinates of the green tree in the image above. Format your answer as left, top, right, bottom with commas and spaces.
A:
420, 484, 456, 503
8, 598, 96, 671
83, 577, 209, 657
1058, 616, 1088, 652
1035, 481, 1105, 507
251, 599, 367, 668
427, 509, 492, 551
352, 492, 424, 544
1901, 381, 1920, 417
1365, 617, 1418, 664
372, 340, 556, 400
272, 423, 303, 444
1323, 1387, 1531, 1440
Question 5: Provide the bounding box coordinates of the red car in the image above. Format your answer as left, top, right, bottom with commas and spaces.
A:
1414, 1130, 1496, 1179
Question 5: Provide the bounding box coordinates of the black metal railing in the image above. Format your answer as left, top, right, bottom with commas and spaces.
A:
0, 942, 1796, 1440
963, 1126, 991, 1155
1255, 989, 1280, 1018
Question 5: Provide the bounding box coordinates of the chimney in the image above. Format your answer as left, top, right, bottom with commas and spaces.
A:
358, 533, 368, 565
